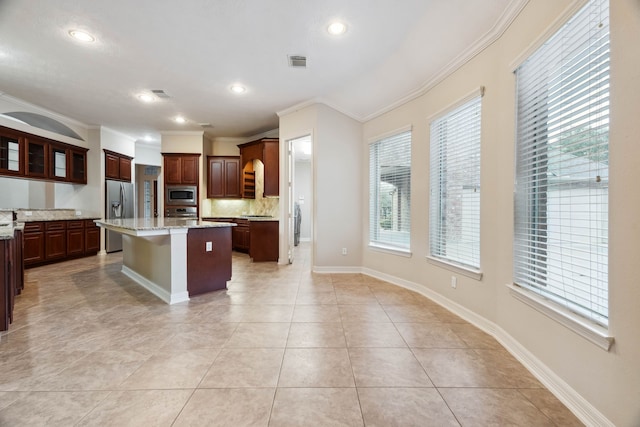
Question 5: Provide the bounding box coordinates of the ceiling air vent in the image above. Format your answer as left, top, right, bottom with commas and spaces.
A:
199, 123, 213, 129
288, 55, 307, 68
151, 89, 170, 99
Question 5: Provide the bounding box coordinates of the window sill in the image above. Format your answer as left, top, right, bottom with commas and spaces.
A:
368, 244, 412, 258
507, 284, 614, 351
426, 256, 483, 280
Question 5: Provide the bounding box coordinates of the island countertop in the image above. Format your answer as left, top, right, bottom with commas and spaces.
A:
95, 218, 235, 237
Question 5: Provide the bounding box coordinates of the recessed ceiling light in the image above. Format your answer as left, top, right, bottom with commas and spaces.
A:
175, 116, 186, 124
68, 29, 95, 43
230, 84, 246, 94
144, 135, 153, 142
137, 93, 155, 103
327, 21, 347, 36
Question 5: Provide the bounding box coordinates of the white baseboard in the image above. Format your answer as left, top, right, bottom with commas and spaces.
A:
360, 267, 614, 427
121, 266, 190, 305
312, 265, 362, 274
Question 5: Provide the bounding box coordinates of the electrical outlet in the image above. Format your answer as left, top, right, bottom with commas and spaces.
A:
24, 211, 32, 216
451, 276, 457, 289
342, 248, 347, 255
206, 241, 213, 252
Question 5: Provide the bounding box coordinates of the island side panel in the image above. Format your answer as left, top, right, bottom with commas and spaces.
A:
122, 234, 175, 303
186, 226, 232, 296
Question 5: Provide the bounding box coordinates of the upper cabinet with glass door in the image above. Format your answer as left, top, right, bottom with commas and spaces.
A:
0, 125, 88, 184
0, 129, 24, 176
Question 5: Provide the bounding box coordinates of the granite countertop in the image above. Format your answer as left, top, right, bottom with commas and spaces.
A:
95, 218, 236, 232
0, 222, 25, 241
19, 214, 101, 222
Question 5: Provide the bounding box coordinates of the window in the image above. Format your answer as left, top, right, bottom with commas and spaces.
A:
429, 95, 482, 270
514, 0, 609, 326
369, 129, 411, 251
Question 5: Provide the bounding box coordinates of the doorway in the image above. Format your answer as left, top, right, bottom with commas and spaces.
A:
287, 135, 313, 265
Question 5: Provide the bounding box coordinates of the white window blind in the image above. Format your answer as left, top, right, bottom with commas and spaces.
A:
369, 130, 412, 250
429, 96, 482, 269
514, 0, 609, 326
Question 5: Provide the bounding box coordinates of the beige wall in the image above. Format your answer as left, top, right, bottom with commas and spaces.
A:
279, 103, 363, 269
358, 1, 640, 425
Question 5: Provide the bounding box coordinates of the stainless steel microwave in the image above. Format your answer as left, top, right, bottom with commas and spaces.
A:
165, 185, 197, 206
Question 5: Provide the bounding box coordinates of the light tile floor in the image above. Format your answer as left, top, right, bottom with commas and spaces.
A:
0, 244, 583, 426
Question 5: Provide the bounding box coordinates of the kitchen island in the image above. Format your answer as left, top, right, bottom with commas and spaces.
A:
95, 218, 235, 304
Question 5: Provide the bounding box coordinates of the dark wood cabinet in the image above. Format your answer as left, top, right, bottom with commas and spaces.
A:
163, 153, 200, 185
85, 220, 100, 254
23, 222, 45, 265
232, 219, 250, 252
70, 149, 87, 183
45, 221, 66, 261
26, 137, 48, 178
23, 219, 100, 268
66, 220, 84, 256
202, 217, 278, 261
0, 125, 88, 184
207, 156, 240, 198
104, 150, 132, 182
119, 157, 132, 181
2, 227, 25, 331
238, 138, 279, 198
0, 130, 24, 176
1, 238, 12, 331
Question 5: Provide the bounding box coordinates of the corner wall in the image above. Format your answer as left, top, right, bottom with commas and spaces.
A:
278, 103, 362, 270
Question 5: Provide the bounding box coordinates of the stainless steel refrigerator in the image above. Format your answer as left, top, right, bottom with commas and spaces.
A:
105, 179, 134, 252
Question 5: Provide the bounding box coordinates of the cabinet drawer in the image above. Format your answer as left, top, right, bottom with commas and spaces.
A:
67, 220, 84, 229
45, 221, 66, 231
84, 219, 98, 228
23, 222, 44, 233
234, 219, 249, 227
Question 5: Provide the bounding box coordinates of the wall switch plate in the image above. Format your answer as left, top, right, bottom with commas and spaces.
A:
206, 242, 213, 252
75, 210, 82, 216
342, 248, 347, 255
451, 276, 457, 289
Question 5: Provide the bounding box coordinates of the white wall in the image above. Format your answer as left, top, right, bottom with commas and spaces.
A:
135, 143, 162, 166
360, 1, 640, 425
0, 95, 101, 213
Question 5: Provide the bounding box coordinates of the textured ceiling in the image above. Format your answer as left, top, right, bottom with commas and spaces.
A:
0, 0, 524, 143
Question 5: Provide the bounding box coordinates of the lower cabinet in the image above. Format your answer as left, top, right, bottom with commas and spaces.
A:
232, 219, 250, 252
45, 221, 66, 261
24, 219, 100, 268
85, 220, 100, 254
202, 217, 278, 262
23, 222, 44, 264
66, 220, 84, 257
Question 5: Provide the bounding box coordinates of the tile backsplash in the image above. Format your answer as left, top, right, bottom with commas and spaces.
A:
202, 198, 279, 218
